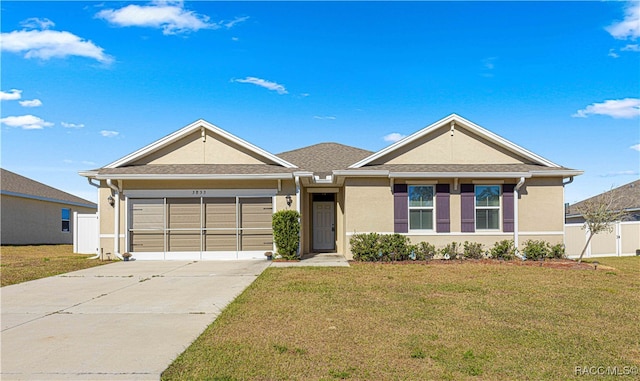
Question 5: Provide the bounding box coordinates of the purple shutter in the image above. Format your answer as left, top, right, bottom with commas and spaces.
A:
436, 184, 450, 233
502, 184, 515, 233
393, 184, 408, 233
461, 184, 475, 233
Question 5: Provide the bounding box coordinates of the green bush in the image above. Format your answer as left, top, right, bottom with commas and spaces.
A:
350, 233, 381, 261
439, 242, 461, 260
549, 243, 565, 259
489, 240, 515, 260
411, 241, 436, 261
463, 241, 485, 259
521, 240, 551, 261
272, 210, 300, 260
379, 234, 411, 261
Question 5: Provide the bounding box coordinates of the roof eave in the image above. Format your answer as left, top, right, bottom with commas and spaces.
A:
92, 173, 295, 180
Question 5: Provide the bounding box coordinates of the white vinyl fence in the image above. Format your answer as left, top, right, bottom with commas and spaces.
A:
565, 221, 640, 258
73, 212, 99, 255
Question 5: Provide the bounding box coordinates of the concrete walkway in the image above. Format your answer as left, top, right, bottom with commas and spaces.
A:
1, 260, 270, 380
269, 252, 350, 267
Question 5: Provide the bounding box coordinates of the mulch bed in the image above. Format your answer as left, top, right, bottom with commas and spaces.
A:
350, 259, 598, 270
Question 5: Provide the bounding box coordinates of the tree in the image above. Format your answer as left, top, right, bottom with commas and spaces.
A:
575, 188, 630, 263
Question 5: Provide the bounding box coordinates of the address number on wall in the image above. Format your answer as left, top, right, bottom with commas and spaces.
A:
192, 190, 207, 195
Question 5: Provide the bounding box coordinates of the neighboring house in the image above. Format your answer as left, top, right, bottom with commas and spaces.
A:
1, 168, 97, 245
565, 179, 640, 224
564, 180, 640, 258
79, 113, 582, 260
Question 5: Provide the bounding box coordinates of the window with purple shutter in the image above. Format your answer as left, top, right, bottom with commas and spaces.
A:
502, 184, 515, 232
460, 184, 475, 232
393, 184, 408, 233
436, 184, 450, 233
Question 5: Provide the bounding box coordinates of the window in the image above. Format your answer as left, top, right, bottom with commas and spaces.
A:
475, 185, 500, 230
409, 185, 434, 230
61, 208, 70, 232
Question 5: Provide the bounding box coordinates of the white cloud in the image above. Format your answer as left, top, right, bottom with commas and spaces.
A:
572, 98, 640, 119
233, 76, 288, 94
0, 115, 53, 130
96, 1, 217, 35
621, 44, 640, 51
608, 48, 620, 58
224, 16, 249, 29
600, 170, 639, 177
0, 29, 113, 63
19, 99, 42, 107
20, 17, 55, 30
313, 116, 336, 120
606, 1, 640, 40
630, 144, 640, 151
231, 36, 239, 41
100, 130, 119, 137
61, 122, 85, 128
383, 132, 406, 143
1, 89, 22, 101
82, 160, 97, 166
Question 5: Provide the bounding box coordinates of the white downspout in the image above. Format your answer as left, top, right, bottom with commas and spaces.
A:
514, 177, 526, 259
87, 178, 101, 259
106, 179, 123, 260
295, 176, 301, 256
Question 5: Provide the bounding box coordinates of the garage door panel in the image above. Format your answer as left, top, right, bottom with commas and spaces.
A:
131, 232, 164, 252
167, 199, 201, 229
130, 199, 164, 229
167, 231, 201, 251
204, 232, 237, 251
240, 198, 272, 229
204, 198, 236, 229
240, 230, 273, 251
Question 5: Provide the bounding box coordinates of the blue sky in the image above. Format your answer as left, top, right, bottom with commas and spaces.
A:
1, 1, 639, 204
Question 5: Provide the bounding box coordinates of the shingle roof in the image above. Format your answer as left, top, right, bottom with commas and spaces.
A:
277, 143, 373, 176
95, 164, 298, 177
1, 168, 96, 208
348, 163, 577, 174
566, 179, 640, 216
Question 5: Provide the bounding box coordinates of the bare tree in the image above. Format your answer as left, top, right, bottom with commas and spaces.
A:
576, 187, 630, 263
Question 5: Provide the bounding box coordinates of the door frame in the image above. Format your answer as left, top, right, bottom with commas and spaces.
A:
311, 194, 336, 252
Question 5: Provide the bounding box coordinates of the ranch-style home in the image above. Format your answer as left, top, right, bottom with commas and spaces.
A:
80, 114, 582, 260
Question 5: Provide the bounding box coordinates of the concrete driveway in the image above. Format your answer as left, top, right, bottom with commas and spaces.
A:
1, 260, 270, 380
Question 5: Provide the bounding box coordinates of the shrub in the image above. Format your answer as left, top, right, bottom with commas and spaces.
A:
411, 241, 436, 261
463, 241, 485, 259
439, 242, 461, 260
272, 210, 300, 260
350, 233, 380, 262
378, 234, 412, 261
489, 240, 515, 260
521, 240, 551, 261
549, 243, 565, 259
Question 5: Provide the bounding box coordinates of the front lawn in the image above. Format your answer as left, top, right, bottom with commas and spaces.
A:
0, 245, 110, 287
163, 257, 640, 380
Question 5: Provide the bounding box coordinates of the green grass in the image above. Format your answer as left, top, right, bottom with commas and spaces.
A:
162, 257, 640, 380
1, 245, 111, 286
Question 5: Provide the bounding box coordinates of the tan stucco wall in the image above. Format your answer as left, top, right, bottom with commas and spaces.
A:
343, 177, 394, 235
378, 125, 530, 165
621, 223, 640, 254
518, 177, 565, 233
131, 130, 273, 165
1, 195, 96, 245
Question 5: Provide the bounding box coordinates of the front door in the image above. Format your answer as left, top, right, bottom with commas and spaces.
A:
313, 201, 335, 251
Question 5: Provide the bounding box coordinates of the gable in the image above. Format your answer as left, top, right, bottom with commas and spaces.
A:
131, 129, 273, 166
351, 114, 560, 168
375, 124, 534, 166
105, 120, 296, 169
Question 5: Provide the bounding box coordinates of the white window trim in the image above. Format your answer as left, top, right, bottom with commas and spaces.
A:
474, 185, 501, 231
408, 185, 435, 231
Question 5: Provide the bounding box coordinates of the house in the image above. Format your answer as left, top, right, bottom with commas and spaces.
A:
79, 114, 582, 260
565, 179, 640, 224
1, 168, 97, 245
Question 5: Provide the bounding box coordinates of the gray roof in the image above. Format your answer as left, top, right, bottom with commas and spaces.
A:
349, 163, 576, 174
1, 168, 96, 208
277, 143, 373, 176
567, 179, 640, 216
95, 164, 298, 177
